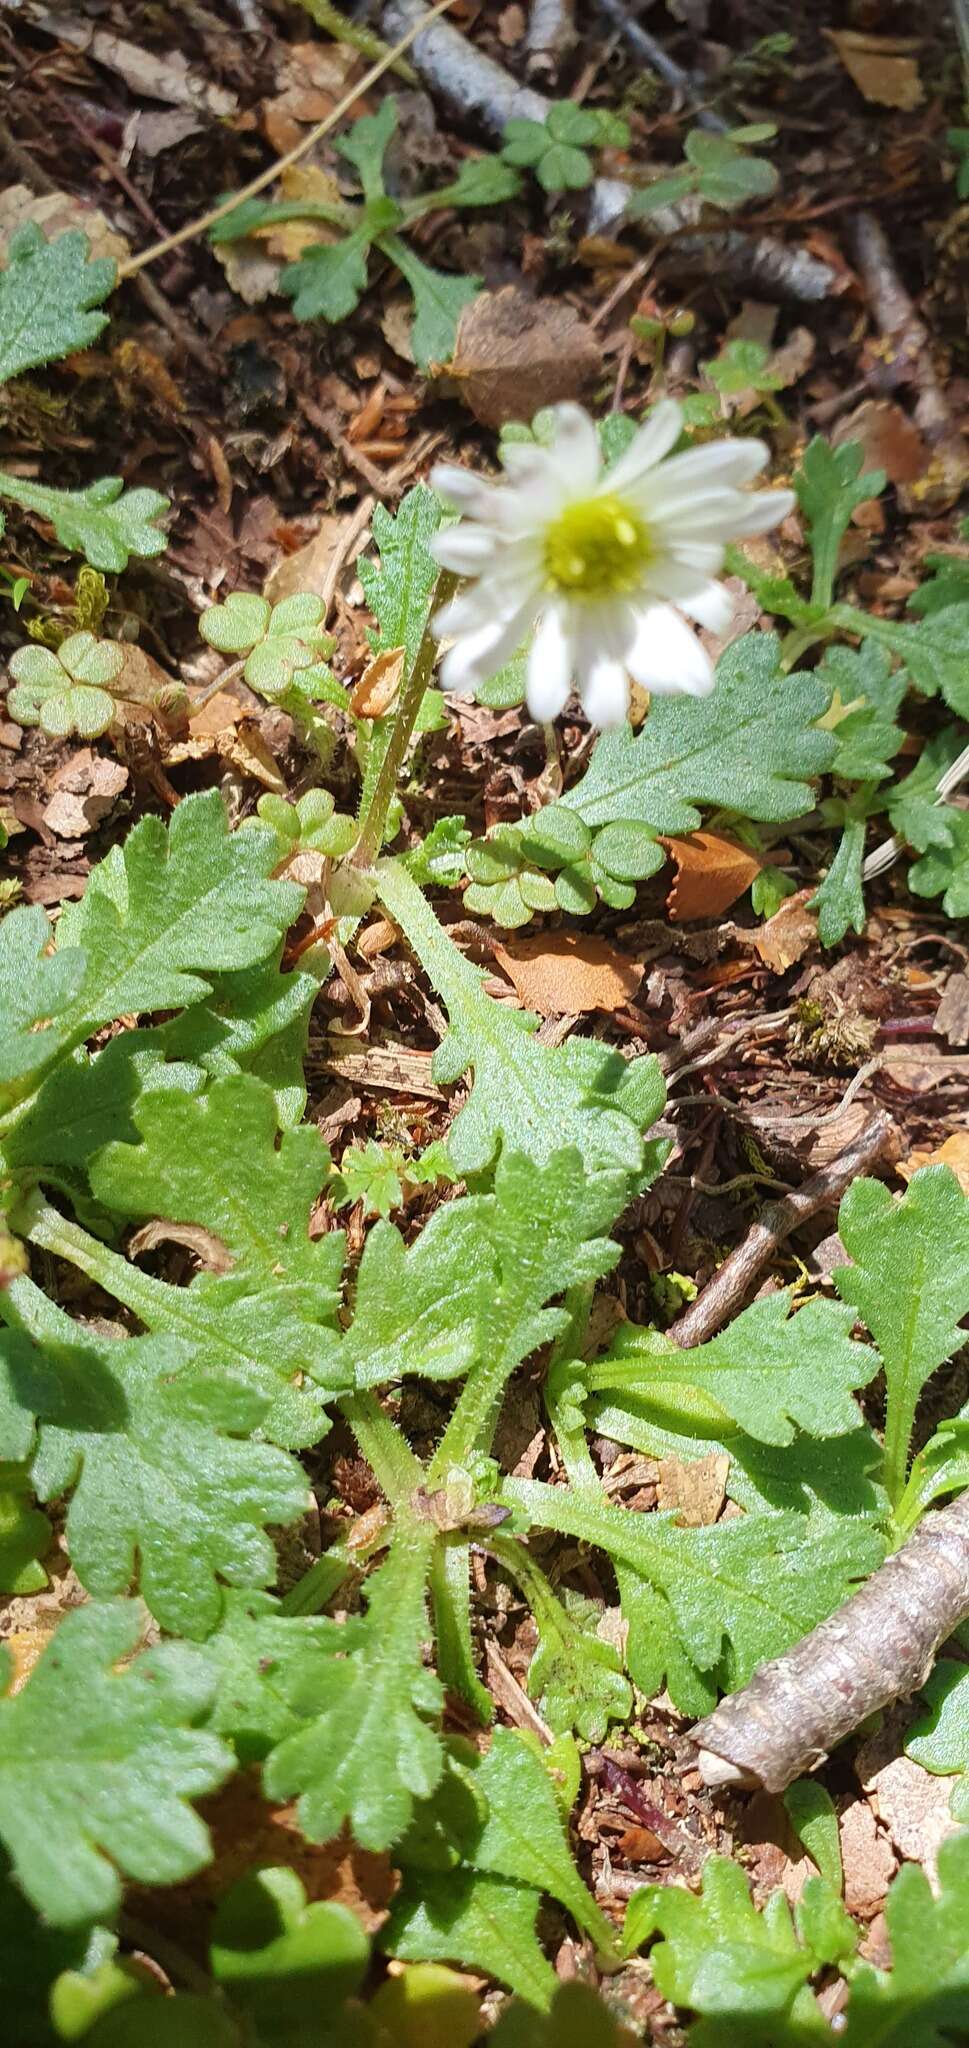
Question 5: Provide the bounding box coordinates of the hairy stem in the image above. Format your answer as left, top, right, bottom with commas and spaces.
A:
430, 1537, 493, 1722
352, 568, 457, 868
340, 1388, 423, 1502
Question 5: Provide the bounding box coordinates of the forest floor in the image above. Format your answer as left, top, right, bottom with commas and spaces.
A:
1, 0, 969, 2039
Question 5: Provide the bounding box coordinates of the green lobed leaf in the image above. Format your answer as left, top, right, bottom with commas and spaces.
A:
359, 484, 444, 672
0, 903, 86, 1107
201, 1590, 339, 1763
909, 808, 969, 917
526, 1584, 632, 1743
507, 1479, 883, 1716
0, 224, 115, 383
376, 857, 667, 1179
795, 437, 885, 608
839, 1832, 969, 2045
459, 1727, 616, 1953
1, 1288, 307, 1638
834, 1166, 969, 1502
810, 808, 869, 946
560, 635, 837, 836
385, 1868, 556, 2010
0, 1600, 231, 1927
380, 235, 480, 368
264, 1520, 444, 1850
280, 228, 372, 324
0, 1863, 115, 2048
491, 1982, 628, 2046
820, 641, 907, 783
0, 1462, 50, 1593
0, 473, 170, 573
336, 96, 397, 203
857, 604, 969, 716
905, 1659, 969, 1822
85, 1073, 346, 1442
590, 1293, 878, 1447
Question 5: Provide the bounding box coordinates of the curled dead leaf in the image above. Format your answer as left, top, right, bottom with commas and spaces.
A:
0, 186, 130, 268
752, 888, 818, 973
448, 287, 602, 428
350, 646, 405, 720
664, 830, 762, 923
493, 930, 643, 1017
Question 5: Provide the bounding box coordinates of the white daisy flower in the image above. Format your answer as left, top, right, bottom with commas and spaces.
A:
428, 399, 796, 730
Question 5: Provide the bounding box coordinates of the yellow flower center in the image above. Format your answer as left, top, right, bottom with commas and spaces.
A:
544, 494, 652, 598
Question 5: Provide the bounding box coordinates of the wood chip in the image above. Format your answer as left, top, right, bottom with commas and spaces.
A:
861, 1752, 960, 1881
828, 30, 923, 110
664, 831, 763, 923
42, 751, 128, 839
323, 1040, 446, 1099
448, 286, 602, 427
493, 930, 643, 1016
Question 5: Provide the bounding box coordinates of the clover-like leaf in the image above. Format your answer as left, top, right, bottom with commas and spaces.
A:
834, 1165, 969, 1504
7, 631, 124, 738
0, 1600, 232, 1927
1, 1290, 308, 1637
254, 788, 356, 860
210, 1866, 369, 2042
0, 224, 115, 383
685, 128, 779, 209
264, 1523, 445, 1849
200, 592, 334, 695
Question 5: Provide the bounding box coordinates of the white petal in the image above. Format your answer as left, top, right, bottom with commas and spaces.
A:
644, 555, 728, 606
430, 525, 502, 572
606, 399, 684, 494
722, 487, 796, 538
579, 658, 630, 730
658, 540, 728, 578
679, 581, 734, 632
526, 605, 573, 721
625, 604, 715, 697
439, 596, 540, 693
430, 464, 504, 520
546, 403, 602, 494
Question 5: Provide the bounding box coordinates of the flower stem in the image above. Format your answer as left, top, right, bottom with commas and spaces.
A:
352, 568, 456, 869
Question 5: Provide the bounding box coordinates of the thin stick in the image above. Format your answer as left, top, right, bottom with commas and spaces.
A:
116, 0, 458, 281
693, 1488, 969, 1793
667, 1110, 895, 1349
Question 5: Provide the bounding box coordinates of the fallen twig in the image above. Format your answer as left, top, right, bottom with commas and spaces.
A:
851, 210, 969, 503
692, 1489, 969, 1793
667, 1109, 895, 1348
383, 0, 548, 127
525, 0, 577, 83
592, 0, 728, 131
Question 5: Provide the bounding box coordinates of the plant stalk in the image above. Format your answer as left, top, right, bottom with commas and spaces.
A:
352, 568, 456, 869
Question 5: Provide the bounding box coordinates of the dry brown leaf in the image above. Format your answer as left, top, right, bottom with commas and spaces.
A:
664, 830, 762, 923
0, 186, 130, 268
839, 1799, 897, 1918
212, 164, 342, 304
493, 930, 643, 1017
899, 1131, 969, 1196
265, 516, 346, 605
656, 1452, 729, 1527
350, 646, 405, 719
752, 888, 818, 973
448, 287, 602, 427
834, 399, 930, 489
828, 30, 924, 109
262, 42, 359, 153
